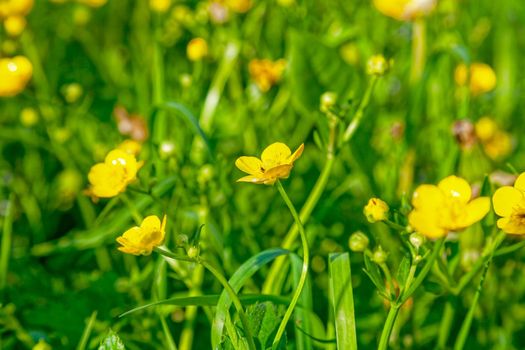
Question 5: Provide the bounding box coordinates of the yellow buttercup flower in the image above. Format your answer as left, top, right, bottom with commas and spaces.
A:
150, 0, 171, 13
0, 0, 33, 17
4, 15, 27, 36
373, 0, 436, 21
118, 139, 142, 156
364, 198, 389, 222
493, 173, 525, 234
225, 0, 252, 13
408, 175, 490, 238
475, 117, 512, 160
454, 63, 497, 96
87, 149, 142, 198
248, 59, 286, 92
235, 142, 304, 185
0, 56, 33, 97
187, 38, 209, 62
117, 215, 167, 255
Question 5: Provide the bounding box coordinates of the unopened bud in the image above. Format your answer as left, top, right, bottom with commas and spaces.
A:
409, 232, 425, 250
320, 91, 337, 113
372, 246, 388, 264
348, 231, 369, 252
187, 245, 200, 259
366, 54, 389, 76
364, 198, 389, 223
175, 234, 188, 247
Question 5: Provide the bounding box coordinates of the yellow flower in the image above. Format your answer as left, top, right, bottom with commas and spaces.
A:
408, 175, 490, 238
117, 215, 167, 255
248, 59, 286, 92
225, 0, 252, 13
373, 0, 436, 21
235, 142, 304, 185
364, 198, 389, 223
187, 38, 208, 62
475, 116, 497, 142
150, 0, 171, 12
0, 0, 33, 17
4, 15, 26, 36
20, 107, 38, 127
475, 117, 512, 160
118, 139, 142, 156
0, 56, 33, 97
78, 0, 108, 7
87, 149, 142, 198
454, 63, 497, 96
493, 173, 525, 234
366, 54, 389, 76
32, 339, 52, 350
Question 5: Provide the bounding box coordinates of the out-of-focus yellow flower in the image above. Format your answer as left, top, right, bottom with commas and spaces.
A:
493, 173, 525, 234
475, 116, 497, 142
249, 59, 286, 92
150, 0, 171, 12
409, 175, 490, 238
32, 339, 52, 350
187, 38, 208, 62
77, 0, 107, 8
235, 142, 304, 185
0, 56, 33, 97
475, 117, 512, 160
20, 107, 38, 127
0, 0, 33, 17
62, 83, 83, 103
454, 63, 497, 96
366, 54, 389, 76
225, 0, 251, 13
4, 15, 26, 36
117, 215, 167, 255
340, 42, 360, 66
118, 139, 142, 156
87, 149, 142, 198
364, 198, 389, 222
373, 0, 436, 21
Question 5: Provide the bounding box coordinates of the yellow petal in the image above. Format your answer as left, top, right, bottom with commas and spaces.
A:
105, 149, 139, 182
235, 156, 263, 175
492, 186, 523, 217
498, 217, 525, 235
261, 142, 292, 169
264, 164, 293, 180
463, 197, 490, 226
141, 215, 161, 233
514, 172, 525, 192
438, 175, 471, 203
237, 174, 266, 184
411, 184, 444, 210
408, 209, 446, 239
88, 163, 127, 198
287, 143, 304, 163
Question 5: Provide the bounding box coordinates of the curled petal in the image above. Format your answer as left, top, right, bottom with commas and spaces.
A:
287, 143, 304, 163
463, 197, 490, 226
237, 174, 266, 184
261, 142, 292, 169
235, 156, 263, 175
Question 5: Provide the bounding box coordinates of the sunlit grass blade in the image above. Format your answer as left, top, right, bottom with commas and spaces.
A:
291, 254, 313, 350
329, 252, 358, 350
0, 193, 14, 293
76, 311, 97, 350
211, 248, 290, 349
160, 315, 178, 350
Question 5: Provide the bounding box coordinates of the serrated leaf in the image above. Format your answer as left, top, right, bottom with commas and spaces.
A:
98, 330, 125, 350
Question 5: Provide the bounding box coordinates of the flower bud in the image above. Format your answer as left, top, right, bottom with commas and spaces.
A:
366, 54, 389, 76
364, 198, 389, 223
150, 0, 171, 13
409, 232, 425, 250
175, 234, 188, 247
20, 107, 38, 127
348, 231, 369, 252
187, 38, 208, 62
62, 83, 83, 103
187, 245, 200, 259
320, 91, 337, 113
159, 141, 176, 160
4, 16, 26, 37
372, 246, 388, 264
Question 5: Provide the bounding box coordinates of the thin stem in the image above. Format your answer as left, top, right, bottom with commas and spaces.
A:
0, 194, 14, 293
273, 181, 310, 347
410, 19, 426, 84
119, 193, 143, 225
342, 76, 378, 142
436, 298, 455, 349
378, 303, 400, 350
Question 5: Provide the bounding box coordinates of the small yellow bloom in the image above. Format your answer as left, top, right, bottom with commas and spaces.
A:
118, 139, 142, 156
0, 0, 33, 17
187, 38, 209, 62
475, 117, 512, 160
4, 15, 26, 36
454, 63, 497, 96
150, 0, 171, 12
408, 175, 490, 238
225, 0, 252, 13
235, 142, 304, 185
87, 149, 142, 198
249, 59, 286, 92
364, 198, 389, 222
493, 173, 525, 234
373, 0, 436, 21
366, 54, 389, 76
20, 107, 38, 127
117, 215, 167, 255
0, 56, 33, 97
475, 116, 497, 142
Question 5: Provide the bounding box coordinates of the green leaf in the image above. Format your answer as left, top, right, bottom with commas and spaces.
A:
246, 302, 283, 349
291, 254, 313, 350
329, 253, 358, 350
363, 253, 387, 295
396, 256, 411, 289
212, 248, 291, 350
98, 330, 125, 350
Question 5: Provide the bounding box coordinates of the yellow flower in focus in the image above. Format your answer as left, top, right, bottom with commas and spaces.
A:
493, 173, 525, 234
0, 56, 33, 97
118, 139, 142, 156
187, 38, 209, 62
364, 198, 389, 223
32, 339, 52, 350
235, 142, 304, 185
150, 0, 171, 12
373, 0, 436, 21
4, 15, 26, 36
408, 175, 490, 238
87, 149, 142, 198
77, 0, 108, 8
249, 59, 286, 92
454, 63, 497, 96
117, 215, 167, 255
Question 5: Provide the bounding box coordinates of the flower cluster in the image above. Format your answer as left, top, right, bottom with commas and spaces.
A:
87, 143, 142, 199
454, 62, 497, 96
0, 56, 33, 97
249, 59, 286, 92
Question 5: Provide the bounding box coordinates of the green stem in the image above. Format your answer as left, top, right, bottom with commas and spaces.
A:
410, 19, 426, 84
119, 193, 143, 225
436, 298, 455, 349
378, 304, 401, 350
342, 76, 378, 143
0, 194, 14, 293
273, 181, 310, 347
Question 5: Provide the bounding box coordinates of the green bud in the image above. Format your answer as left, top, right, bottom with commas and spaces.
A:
175, 234, 188, 247
409, 232, 425, 250
320, 91, 337, 113
348, 231, 369, 252
159, 141, 177, 160
372, 246, 388, 264
187, 245, 200, 259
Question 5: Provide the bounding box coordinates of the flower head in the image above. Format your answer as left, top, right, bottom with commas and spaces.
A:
475, 117, 512, 160
235, 142, 304, 185
364, 198, 389, 222
454, 63, 497, 96
493, 173, 525, 234
408, 175, 490, 238
187, 38, 209, 62
373, 0, 436, 21
0, 56, 33, 97
117, 215, 167, 255
249, 59, 286, 92
366, 55, 390, 76
118, 139, 142, 156
87, 149, 142, 198
150, 0, 171, 12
